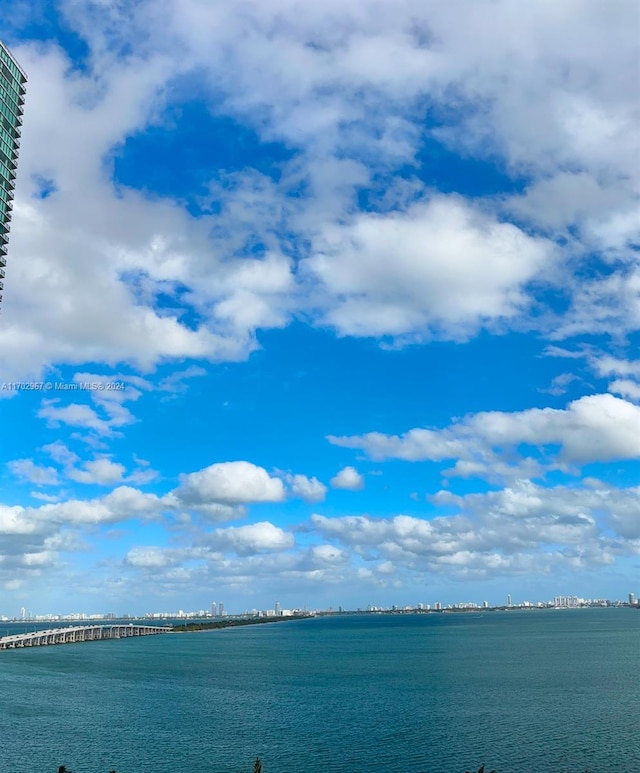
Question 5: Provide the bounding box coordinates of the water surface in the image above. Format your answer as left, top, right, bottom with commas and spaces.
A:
1, 609, 637, 772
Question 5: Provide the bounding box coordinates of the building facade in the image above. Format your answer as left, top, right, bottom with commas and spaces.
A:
0, 41, 27, 308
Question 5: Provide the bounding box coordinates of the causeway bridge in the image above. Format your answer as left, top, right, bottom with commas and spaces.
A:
0, 624, 172, 650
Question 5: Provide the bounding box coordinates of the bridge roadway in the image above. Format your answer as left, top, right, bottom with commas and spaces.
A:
0, 624, 173, 650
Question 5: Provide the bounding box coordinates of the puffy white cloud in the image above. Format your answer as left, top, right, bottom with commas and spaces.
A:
176, 461, 286, 506
593, 356, 640, 379
329, 429, 466, 464
124, 546, 177, 570
305, 197, 553, 338
37, 440, 158, 487
68, 458, 126, 485
308, 478, 640, 578
468, 394, 640, 465
206, 522, 294, 555
552, 268, 640, 340
308, 544, 348, 565
34, 487, 168, 526
0, 504, 43, 536
285, 474, 327, 502
330, 466, 365, 491
8, 458, 59, 486
330, 394, 640, 475
609, 379, 640, 402
0, 44, 278, 381
42, 441, 79, 466
38, 401, 114, 435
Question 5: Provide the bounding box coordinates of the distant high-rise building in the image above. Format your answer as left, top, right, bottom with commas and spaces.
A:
218, 602, 225, 617
211, 602, 217, 617
507, 594, 512, 607
275, 601, 282, 616
0, 41, 27, 308
629, 593, 636, 607
554, 595, 580, 608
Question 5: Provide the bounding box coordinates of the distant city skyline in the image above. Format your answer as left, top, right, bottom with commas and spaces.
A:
4, 587, 638, 622
0, 4, 639, 613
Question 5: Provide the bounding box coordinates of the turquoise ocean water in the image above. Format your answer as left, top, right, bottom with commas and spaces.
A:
1, 608, 638, 773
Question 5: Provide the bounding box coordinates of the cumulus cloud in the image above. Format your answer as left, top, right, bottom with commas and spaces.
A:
38, 401, 114, 435
124, 546, 177, 570
305, 197, 553, 338
593, 356, 640, 378
68, 458, 126, 485
609, 379, 640, 402
206, 522, 294, 555
176, 461, 286, 506
38, 439, 158, 488
309, 478, 640, 579
8, 458, 59, 486
285, 473, 327, 502
330, 394, 640, 476
330, 466, 365, 491
2, 472, 639, 600
42, 441, 79, 466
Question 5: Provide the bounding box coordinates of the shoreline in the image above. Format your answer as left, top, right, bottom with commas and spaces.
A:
169, 614, 312, 633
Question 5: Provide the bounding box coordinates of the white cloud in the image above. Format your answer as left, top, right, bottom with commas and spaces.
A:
305, 197, 553, 338
609, 379, 640, 402
0, 45, 265, 381
541, 373, 579, 397
206, 522, 294, 555
308, 478, 640, 578
0, 504, 43, 536
593, 355, 640, 379
38, 401, 114, 436
330, 466, 364, 491
177, 461, 286, 506
285, 474, 327, 502
8, 458, 59, 486
35, 487, 168, 526
68, 458, 126, 485
330, 394, 640, 475
552, 268, 640, 340
42, 441, 79, 466
40, 440, 158, 487
30, 492, 63, 503
124, 546, 176, 570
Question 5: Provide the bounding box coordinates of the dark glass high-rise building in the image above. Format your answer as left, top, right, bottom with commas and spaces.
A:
0, 41, 27, 308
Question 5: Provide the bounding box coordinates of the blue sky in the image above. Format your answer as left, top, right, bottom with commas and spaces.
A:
1, 0, 639, 615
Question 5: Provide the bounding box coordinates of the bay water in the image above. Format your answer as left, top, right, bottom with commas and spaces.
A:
1, 608, 638, 772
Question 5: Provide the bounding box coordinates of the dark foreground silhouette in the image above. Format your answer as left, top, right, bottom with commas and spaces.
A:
57, 759, 264, 773
57, 761, 595, 772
